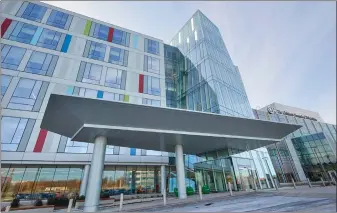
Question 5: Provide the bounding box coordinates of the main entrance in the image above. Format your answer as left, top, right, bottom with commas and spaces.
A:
40, 94, 300, 211
238, 167, 256, 191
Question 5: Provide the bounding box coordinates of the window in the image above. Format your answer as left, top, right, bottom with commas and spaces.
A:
25, 51, 58, 76
1, 75, 12, 97
37, 29, 62, 50
84, 40, 106, 61
102, 92, 124, 102
105, 68, 126, 89
46, 10, 73, 30
5, 22, 37, 44
91, 23, 109, 41
1, 45, 26, 70
1, 117, 28, 151
112, 29, 130, 47
8, 78, 45, 111
144, 75, 160, 96
108, 47, 128, 66
77, 62, 103, 85
79, 88, 98, 98
65, 138, 88, 153
145, 38, 160, 55
142, 98, 161, 107
16, 2, 47, 22
144, 55, 160, 74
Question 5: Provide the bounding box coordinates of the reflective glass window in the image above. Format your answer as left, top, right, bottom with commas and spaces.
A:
25, 51, 59, 76
86, 41, 106, 61
47, 10, 72, 30
18, 2, 47, 22
1, 45, 26, 70
1, 117, 28, 151
146, 56, 160, 74
142, 98, 161, 107
81, 62, 103, 85
102, 92, 124, 102
92, 24, 109, 41
108, 47, 128, 66
8, 78, 43, 111
7, 22, 37, 44
1, 167, 26, 200
105, 68, 125, 89
145, 38, 160, 55
1, 75, 12, 97
112, 29, 130, 47
67, 167, 83, 193
79, 88, 98, 98
37, 29, 62, 50
65, 138, 88, 153
144, 75, 160, 96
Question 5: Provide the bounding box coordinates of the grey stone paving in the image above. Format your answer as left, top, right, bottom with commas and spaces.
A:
132, 186, 336, 212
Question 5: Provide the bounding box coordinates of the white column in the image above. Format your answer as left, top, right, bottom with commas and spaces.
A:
175, 144, 187, 199
161, 165, 166, 194
79, 165, 90, 196
83, 136, 107, 212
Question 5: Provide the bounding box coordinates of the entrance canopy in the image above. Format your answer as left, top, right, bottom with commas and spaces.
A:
41, 94, 301, 155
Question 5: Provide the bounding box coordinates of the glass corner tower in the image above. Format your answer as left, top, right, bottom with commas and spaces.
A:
167, 10, 254, 118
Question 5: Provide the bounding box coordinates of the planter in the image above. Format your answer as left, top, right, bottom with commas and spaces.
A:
75, 198, 115, 209
7, 205, 54, 212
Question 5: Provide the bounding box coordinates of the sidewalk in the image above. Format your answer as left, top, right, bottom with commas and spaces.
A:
100, 190, 256, 212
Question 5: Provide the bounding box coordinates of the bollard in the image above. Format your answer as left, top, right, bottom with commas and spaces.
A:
67, 198, 73, 212
321, 177, 326, 187
307, 178, 312, 188
119, 193, 124, 212
228, 182, 233, 196
198, 184, 203, 200
163, 190, 167, 205
291, 178, 296, 189
5, 206, 10, 212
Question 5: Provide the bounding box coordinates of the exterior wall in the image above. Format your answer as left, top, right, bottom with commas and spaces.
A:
1, 1, 168, 167
261, 102, 324, 122
253, 108, 336, 182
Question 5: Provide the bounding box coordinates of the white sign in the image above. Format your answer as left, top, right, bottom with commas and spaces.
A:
267, 106, 317, 121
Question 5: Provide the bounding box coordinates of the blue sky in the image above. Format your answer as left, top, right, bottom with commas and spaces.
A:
47, 1, 336, 124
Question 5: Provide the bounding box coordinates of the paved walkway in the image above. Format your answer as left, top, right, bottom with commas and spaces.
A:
61, 185, 335, 212
101, 186, 336, 212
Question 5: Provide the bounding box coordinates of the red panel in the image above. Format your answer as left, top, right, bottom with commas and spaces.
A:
139, 74, 144, 93
33, 129, 48, 152
1, 18, 12, 38
108, 27, 114, 42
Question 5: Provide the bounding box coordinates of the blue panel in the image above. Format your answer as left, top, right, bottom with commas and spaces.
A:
97, 90, 103, 98
61, 34, 72, 53
30, 27, 43, 45
130, 148, 136, 156
66, 86, 74, 95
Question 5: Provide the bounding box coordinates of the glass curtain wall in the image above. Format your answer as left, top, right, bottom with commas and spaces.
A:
1, 165, 163, 201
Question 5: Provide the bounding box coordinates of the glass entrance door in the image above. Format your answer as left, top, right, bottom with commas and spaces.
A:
238, 168, 254, 191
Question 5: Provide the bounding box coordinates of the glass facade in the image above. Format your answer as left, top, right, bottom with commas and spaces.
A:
253, 109, 337, 182
168, 11, 253, 118
1, 165, 163, 201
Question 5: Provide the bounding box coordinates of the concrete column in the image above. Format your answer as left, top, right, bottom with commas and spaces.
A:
175, 144, 187, 199
79, 165, 90, 196
83, 136, 107, 212
161, 165, 166, 194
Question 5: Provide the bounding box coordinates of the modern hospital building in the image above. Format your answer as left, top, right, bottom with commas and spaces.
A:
1, 1, 336, 209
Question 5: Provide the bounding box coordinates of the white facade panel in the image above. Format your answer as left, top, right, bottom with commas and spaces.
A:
0, 0, 22, 15
69, 16, 86, 34
67, 36, 86, 57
